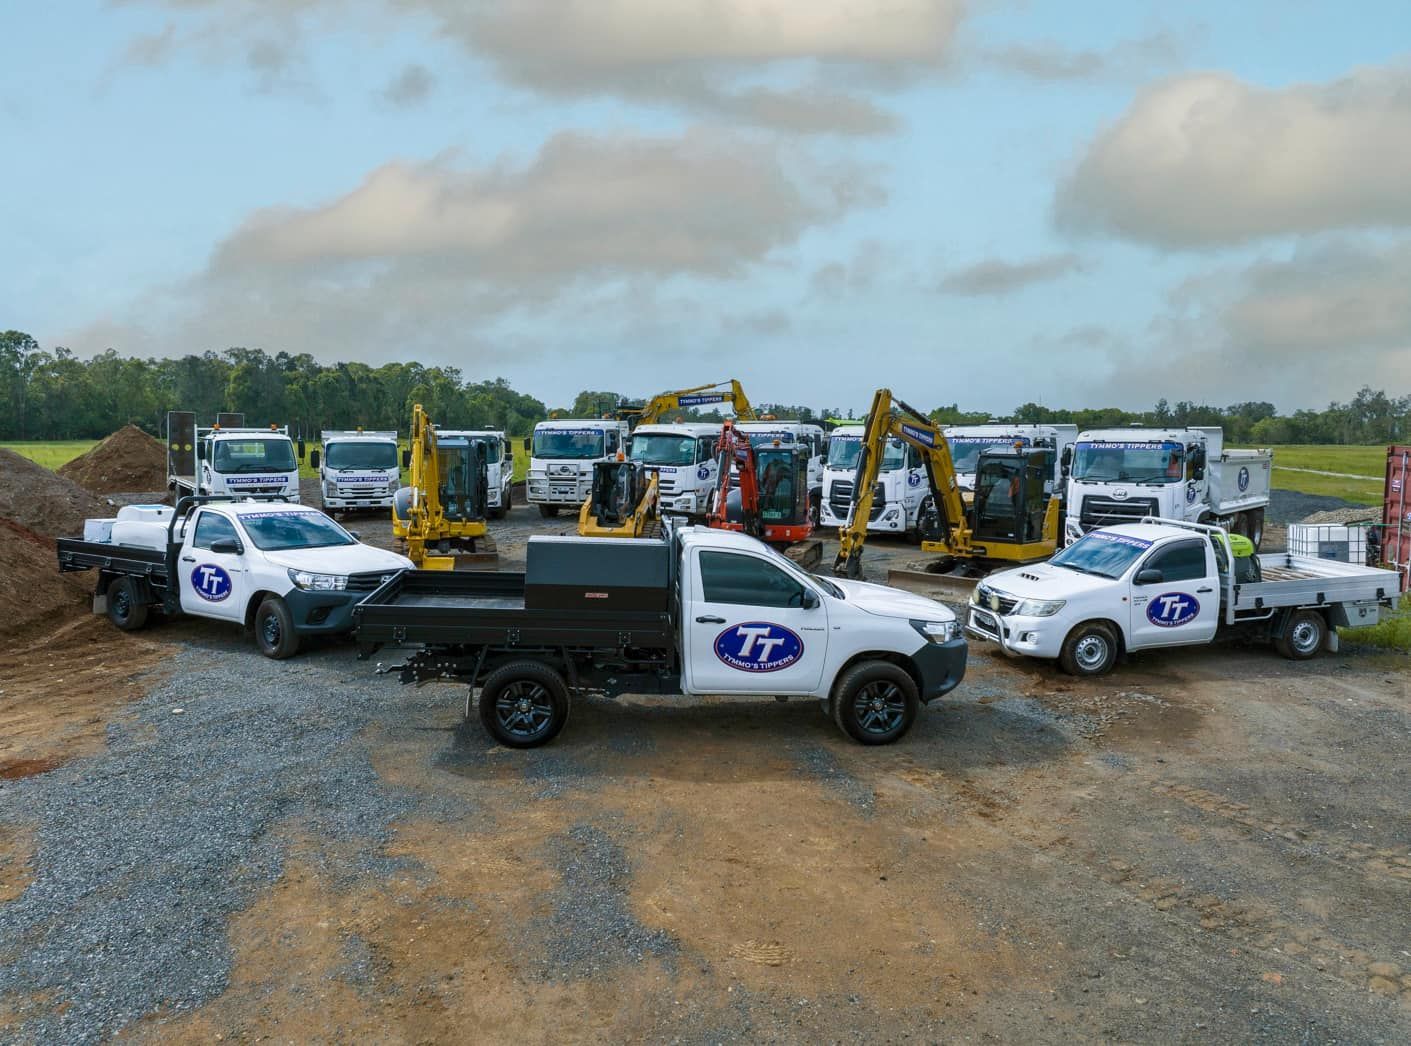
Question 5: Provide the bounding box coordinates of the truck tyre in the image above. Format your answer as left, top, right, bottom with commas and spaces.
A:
107, 576, 149, 632
478, 660, 570, 748
1276, 609, 1326, 661
1247, 508, 1265, 550
538, 504, 559, 518
831, 661, 919, 745
254, 596, 301, 660
1059, 622, 1119, 676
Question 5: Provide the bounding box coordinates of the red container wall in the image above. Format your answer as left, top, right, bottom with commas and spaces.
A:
1384, 445, 1411, 592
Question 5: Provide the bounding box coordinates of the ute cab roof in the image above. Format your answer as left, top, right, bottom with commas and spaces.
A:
1078, 521, 1189, 545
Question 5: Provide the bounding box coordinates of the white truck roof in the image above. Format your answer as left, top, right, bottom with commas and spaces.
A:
633, 422, 722, 437
1077, 427, 1226, 457
322, 430, 397, 442
534, 418, 625, 430
440, 429, 505, 438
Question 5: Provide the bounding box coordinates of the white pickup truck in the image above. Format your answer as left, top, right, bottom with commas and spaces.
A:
58, 497, 413, 658
355, 526, 968, 746
966, 519, 1398, 675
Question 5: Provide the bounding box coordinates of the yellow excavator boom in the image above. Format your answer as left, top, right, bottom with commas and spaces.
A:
629, 379, 757, 428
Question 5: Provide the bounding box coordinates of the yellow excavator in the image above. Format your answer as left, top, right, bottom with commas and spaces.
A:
577, 455, 663, 538
392, 403, 491, 570
615, 379, 757, 431
833, 389, 1060, 579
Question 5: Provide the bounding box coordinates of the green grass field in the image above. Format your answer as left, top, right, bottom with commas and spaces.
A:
1233, 444, 1385, 506
4, 438, 529, 483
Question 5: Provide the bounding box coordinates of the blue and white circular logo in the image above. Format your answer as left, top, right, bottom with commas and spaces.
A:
713, 622, 804, 673
1237, 466, 1250, 492
191, 564, 233, 602
1147, 592, 1200, 627
1185, 481, 1198, 504
907, 471, 922, 487
697, 465, 711, 481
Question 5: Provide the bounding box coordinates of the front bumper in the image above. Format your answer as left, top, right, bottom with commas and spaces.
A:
660, 491, 701, 515
965, 606, 1063, 659
324, 495, 394, 509
283, 588, 363, 635
914, 637, 967, 701
820, 502, 908, 533
528, 481, 589, 505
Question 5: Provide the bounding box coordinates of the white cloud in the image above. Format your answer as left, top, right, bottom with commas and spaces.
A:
1057, 64, 1411, 246
937, 252, 1083, 295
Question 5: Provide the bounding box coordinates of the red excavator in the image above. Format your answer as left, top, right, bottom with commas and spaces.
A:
707, 420, 823, 568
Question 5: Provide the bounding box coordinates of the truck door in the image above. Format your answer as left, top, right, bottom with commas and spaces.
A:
685, 548, 828, 695
179, 510, 252, 623
903, 444, 927, 522
1128, 538, 1219, 649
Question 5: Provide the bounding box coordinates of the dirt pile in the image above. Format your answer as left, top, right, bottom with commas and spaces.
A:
58, 424, 167, 494
0, 448, 107, 535
0, 518, 89, 637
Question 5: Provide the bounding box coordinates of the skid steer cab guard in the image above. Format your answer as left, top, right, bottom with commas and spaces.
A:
578, 457, 661, 538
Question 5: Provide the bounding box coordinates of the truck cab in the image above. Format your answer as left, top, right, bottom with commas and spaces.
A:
1064, 427, 1272, 546
314, 430, 400, 511
820, 424, 927, 537
442, 429, 513, 518
178, 425, 301, 503
628, 421, 722, 519
526, 418, 630, 518
943, 424, 1077, 496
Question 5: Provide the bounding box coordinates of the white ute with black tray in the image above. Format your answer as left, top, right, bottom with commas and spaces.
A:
966, 518, 1398, 675
58, 496, 413, 658
354, 526, 967, 747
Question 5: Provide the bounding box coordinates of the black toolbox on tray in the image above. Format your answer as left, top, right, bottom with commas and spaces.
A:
524, 535, 671, 613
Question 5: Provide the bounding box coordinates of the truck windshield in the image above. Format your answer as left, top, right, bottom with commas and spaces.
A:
827, 437, 905, 471
631, 434, 697, 465
212, 439, 297, 473
1072, 441, 1183, 484
238, 510, 356, 551
533, 430, 606, 459
325, 442, 398, 470
1050, 531, 1153, 579
469, 437, 503, 462
949, 437, 1028, 472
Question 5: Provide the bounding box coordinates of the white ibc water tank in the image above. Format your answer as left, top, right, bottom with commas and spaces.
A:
115, 504, 173, 525
1287, 523, 1369, 564
110, 504, 177, 551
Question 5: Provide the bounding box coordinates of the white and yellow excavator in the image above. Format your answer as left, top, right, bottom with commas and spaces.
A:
833, 389, 1060, 579
392, 403, 493, 569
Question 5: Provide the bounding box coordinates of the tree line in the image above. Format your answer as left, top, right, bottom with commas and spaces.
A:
2, 331, 1407, 446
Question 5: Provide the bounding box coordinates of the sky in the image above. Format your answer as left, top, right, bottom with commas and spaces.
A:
2, 1, 1409, 415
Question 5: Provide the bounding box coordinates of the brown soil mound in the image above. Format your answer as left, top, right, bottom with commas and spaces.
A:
0, 448, 107, 535
0, 518, 90, 637
58, 424, 168, 494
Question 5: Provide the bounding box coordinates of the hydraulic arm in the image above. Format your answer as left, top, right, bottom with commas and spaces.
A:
709, 420, 821, 567
833, 389, 1059, 579
619, 380, 757, 430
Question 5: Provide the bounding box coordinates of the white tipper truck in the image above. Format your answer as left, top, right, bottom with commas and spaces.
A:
628, 421, 723, 519
167, 411, 301, 503
441, 430, 514, 518
58, 496, 413, 658
525, 418, 631, 518
735, 421, 826, 523
312, 430, 400, 512
944, 424, 1078, 496
820, 424, 928, 537
966, 519, 1397, 676
1065, 427, 1272, 547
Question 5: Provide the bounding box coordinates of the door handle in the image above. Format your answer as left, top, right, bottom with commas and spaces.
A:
181, 556, 196, 562
695, 615, 726, 624
1197, 587, 1213, 593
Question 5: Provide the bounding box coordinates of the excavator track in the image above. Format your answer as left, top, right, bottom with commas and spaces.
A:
784, 539, 823, 571
641, 517, 664, 540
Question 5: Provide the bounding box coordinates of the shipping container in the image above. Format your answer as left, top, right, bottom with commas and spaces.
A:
1383, 445, 1411, 592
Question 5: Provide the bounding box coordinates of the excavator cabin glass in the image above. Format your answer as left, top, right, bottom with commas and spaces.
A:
435, 437, 488, 523
971, 451, 1051, 545
755, 448, 810, 526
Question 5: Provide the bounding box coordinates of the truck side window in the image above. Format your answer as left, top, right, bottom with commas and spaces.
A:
1141, 540, 1207, 582
698, 437, 715, 463
192, 512, 240, 550
698, 551, 806, 608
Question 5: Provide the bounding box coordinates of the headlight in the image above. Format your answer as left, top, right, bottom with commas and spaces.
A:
287, 568, 347, 592
910, 618, 961, 643
386, 480, 399, 494
1013, 598, 1065, 617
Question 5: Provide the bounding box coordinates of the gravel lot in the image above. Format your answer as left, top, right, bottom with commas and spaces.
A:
2, 498, 1408, 1043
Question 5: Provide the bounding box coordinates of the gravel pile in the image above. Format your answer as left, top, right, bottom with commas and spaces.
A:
0, 645, 420, 1044
58, 425, 167, 495
1300, 506, 1381, 525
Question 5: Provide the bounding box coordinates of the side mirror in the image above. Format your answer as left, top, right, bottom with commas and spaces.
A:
401, 449, 412, 469
802, 588, 821, 609
297, 439, 306, 459
1135, 568, 1163, 585
522, 437, 532, 452
1193, 466, 1205, 481
347, 529, 360, 540
211, 538, 243, 555
1060, 446, 1072, 477
308, 449, 321, 470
